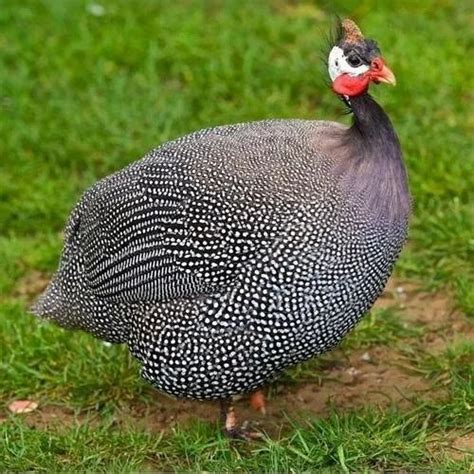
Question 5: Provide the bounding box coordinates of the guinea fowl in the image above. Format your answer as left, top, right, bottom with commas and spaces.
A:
33, 19, 410, 438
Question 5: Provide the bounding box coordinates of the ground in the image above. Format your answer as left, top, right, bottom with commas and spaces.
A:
0, 0, 473, 471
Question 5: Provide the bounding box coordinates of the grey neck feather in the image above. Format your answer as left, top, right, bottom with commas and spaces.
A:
335, 93, 411, 225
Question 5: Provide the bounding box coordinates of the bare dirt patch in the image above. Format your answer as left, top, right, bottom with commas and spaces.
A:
450, 432, 474, 461
1, 402, 98, 430
21, 405, 86, 430
377, 278, 467, 329
10, 277, 472, 439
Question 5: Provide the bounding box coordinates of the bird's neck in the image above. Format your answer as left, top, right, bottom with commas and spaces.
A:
341, 93, 410, 223
348, 93, 399, 154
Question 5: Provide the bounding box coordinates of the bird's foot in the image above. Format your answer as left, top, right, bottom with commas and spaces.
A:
221, 399, 264, 441
224, 421, 265, 441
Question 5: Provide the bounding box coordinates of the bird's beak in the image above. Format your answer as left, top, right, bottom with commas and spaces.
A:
369, 58, 397, 86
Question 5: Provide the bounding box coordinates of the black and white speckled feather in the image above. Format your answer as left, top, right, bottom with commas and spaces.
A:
33, 92, 410, 399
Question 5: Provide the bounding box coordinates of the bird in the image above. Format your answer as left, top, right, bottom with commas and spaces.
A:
32, 19, 410, 439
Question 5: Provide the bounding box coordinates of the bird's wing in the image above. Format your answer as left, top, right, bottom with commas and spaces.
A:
71, 145, 288, 304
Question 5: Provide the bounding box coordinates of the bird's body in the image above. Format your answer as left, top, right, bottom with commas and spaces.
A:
34, 100, 409, 399
33, 19, 410, 434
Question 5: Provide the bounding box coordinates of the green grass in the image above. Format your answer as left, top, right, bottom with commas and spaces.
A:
1, 0, 473, 471
2, 406, 472, 471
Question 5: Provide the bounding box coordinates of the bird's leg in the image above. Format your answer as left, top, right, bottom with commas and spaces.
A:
220, 398, 237, 434
249, 389, 267, 415
219, 398, 264, 441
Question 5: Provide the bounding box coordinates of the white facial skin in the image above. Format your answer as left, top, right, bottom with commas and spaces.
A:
328, 46, 370, 81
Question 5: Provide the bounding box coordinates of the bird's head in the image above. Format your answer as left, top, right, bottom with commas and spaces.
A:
328, 19, 396, 97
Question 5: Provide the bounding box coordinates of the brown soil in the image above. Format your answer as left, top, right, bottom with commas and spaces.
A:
450, 433, 474, 461
20, 405, 91, 430
8, 276, 473, 446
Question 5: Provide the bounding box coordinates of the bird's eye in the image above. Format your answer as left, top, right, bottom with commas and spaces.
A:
347, 54, 362, 67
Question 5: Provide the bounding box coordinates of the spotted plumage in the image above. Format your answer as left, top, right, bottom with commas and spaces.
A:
32, 19, 410, 434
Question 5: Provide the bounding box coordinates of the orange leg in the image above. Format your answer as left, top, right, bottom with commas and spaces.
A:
249, 389, 267, 415
219, 399, 264, 440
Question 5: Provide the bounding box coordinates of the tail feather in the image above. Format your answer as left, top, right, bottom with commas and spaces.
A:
31, 278, 81, 329
30, 197, 130, 343
31, 272, 130, 344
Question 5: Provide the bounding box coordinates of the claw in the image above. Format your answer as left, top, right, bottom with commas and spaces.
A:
225, 426, 265, 441
220, 399, 264, 441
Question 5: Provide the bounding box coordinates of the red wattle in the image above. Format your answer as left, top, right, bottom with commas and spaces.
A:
332, 74, 370, 97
